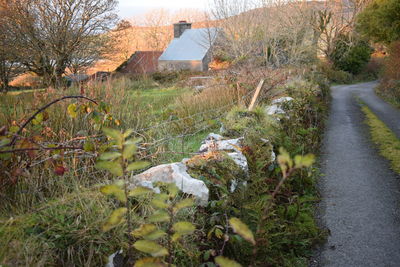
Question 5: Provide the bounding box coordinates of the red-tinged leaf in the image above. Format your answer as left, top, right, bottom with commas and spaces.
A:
54, 165, 66, 176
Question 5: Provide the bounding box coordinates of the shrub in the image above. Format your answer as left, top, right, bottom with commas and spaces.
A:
329, 35, 373, 75
376, 41, 400, 107
317, 61, 353, 84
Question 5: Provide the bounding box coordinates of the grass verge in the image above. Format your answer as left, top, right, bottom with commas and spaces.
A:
362, 105, 400, 174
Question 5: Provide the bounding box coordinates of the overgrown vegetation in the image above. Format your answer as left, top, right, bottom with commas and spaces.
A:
329, 34, 372, 75
362, 106, 400, 174
375, 41, 400, 108
0, 71, 330, 266
357, 0, 400, 107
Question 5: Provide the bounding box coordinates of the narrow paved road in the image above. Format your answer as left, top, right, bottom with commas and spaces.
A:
314, 81, 400, 267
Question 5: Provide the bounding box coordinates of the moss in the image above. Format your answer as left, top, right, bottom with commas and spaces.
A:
222, 106, 276, 138
186, 151, 247, 199
362, 106, 400, 174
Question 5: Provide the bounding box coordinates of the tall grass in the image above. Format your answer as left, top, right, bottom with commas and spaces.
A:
0, 74, 256, 215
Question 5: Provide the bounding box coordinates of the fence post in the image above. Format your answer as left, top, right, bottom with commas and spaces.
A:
248, 79, 265, 111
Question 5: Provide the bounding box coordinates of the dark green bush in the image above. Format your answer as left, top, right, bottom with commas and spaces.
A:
151, 71, 179, 84
318, 62, 353, 84
329, 35, 373, 75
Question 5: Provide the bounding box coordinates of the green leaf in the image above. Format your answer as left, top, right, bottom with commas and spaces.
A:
173, 198, 194, 213
99, 152, 122, 161
215, 256, 242, 267
83, 141, 95, 152
148, 210, 170, 223
96, 161, 123, 177
134, 258, 167, 267
132, 224, 166, 240
132, 224, 157, 237
129, 186, 153, 197
171, 233, 182, 242
102, 207, 127, 232
0, 138, 10, 147
294, 154, 315, 168
277, 147, 293, 173
32, 113, 43, 125
144, 229, 166, 241
229, 217, 255, 245
123, 144, 137, 160
133, 240, 168, 257
172, 221, 195, 235
151, 194, 169, 209
100, 184, 127, 203
103, 128, 123, 147
123, 129, 135, 138
67, 104, 78, 118
127, 161, 150, 172
9, 126, 19, 134
125, 138, 142, 145
167, 183, 179, 198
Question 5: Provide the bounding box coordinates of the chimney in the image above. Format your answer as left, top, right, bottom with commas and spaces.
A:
173, 21, 192, 38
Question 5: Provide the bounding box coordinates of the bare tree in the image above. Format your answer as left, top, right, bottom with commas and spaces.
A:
310, 0, 372, 59
211, 0, 260, 61
211, 0, 317, 67
139, 8, 172, 51
0, 1, 24, 91
2, 0, 118, 87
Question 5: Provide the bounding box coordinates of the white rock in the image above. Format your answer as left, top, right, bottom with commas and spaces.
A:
131, 162, 209, 206
265, 97, 294, 116
199, 138, 243, 153
271, 96, 294, 105
201, 133, 224, 144
106, 250, 123, 267
198, 137, 249, 177
265, 105, 285, 115
271, 151, 276, 162
227, 152, 248, 172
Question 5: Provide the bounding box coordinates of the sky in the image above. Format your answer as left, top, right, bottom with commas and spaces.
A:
117, 0, 209, 18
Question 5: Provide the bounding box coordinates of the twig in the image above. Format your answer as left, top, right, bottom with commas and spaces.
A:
0, 146, 83, 154
2, 95, 97, 148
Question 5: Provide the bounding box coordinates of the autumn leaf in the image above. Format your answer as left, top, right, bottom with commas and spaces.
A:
133, 240, 168, 257
215, 256, 242, 267
67, 104, 78, 118
229, 217, 255, 245
102, 207, 127, 232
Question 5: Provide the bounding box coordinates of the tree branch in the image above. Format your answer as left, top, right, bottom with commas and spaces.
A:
1, 95, 97, 148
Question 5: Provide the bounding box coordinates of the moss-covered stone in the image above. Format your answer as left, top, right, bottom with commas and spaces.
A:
221, 106, 272, 138
186, 151, 247, 199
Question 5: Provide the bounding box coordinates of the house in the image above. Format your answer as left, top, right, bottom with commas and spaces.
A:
89, 71, 111, 82
158, 21, 220, 72
65, 74, 89, 86
117, 51, 163, 75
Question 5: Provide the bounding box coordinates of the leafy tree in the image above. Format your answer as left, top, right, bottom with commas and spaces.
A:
1, 0, 118, 87
329, 35, 372, 74
357, 0, 400, 44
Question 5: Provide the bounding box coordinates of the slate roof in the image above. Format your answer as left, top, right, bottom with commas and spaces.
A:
159, 28, 220, 61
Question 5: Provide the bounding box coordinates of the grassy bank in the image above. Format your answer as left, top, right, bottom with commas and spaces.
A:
362, 105, 400, 174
